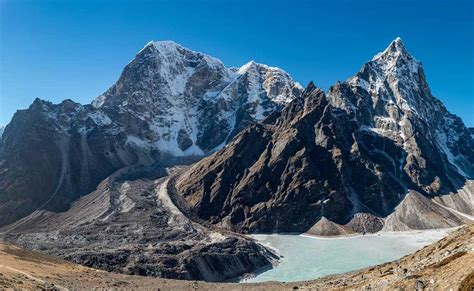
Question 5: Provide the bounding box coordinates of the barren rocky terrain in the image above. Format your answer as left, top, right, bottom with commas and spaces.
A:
1, 224, 472, 290
0, 164, 277, 282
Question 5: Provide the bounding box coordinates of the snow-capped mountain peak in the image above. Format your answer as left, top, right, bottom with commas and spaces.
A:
329, 37, 473, 187
237, 60, 258, 74
148, 40, 227, 71
372, 37, 412, 61
90, 40, 302, 156
150, 39, 181, 49
236, 61, 303, 105
343, 37, 425, 117
370, 37, 421, 78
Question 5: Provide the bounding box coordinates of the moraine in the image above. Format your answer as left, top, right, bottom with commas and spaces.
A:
243, 228, 454, 283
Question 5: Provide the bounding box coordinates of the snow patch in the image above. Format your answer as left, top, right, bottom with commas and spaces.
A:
92, 95, 106, 108
89, 40, 302, 157
118, 182, 135, 213
435, 131, 469, 177
208, 232, 227, 243
88, 111, 112, 126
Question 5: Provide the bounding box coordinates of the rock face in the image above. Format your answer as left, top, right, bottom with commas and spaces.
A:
93, 41, 302, 155
0, 41, 301, 227
329, 37, 472, 192
175, 38, 474, 234
0, 99, 125, 227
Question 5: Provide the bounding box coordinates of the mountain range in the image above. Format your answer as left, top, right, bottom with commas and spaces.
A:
175, 38, 473, 235
0, 38, 472, 281
0, 41, 301, 227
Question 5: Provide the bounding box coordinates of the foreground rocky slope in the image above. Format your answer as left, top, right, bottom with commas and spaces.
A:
0, 41, 301, 227
1, 225, 472, 290
175, 38, 473, 234
0, 164, 276, 281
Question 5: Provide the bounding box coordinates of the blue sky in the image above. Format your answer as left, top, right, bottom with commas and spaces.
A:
1, 0, 473, 126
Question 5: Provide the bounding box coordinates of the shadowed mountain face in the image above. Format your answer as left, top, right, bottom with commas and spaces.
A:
0, 38, 472, 282
0, 41, 301, 227
0, 41, 296, 280
175, 39, 473, 234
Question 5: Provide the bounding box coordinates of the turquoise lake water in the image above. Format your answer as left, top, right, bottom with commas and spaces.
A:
243, 229, 451, 283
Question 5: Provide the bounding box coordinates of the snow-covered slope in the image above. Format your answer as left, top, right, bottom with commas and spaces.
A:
92, 40, 302, 155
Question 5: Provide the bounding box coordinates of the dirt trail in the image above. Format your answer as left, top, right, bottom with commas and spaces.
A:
0, 263, 68, 290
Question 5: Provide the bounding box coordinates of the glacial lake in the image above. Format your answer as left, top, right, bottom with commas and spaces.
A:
243, 228, 452, 283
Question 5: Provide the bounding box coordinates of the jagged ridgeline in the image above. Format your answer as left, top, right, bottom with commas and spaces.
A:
0, 38, 472, 281
175, 38, 473, 235
0, 41, 302, 227
0, 41, 302, 281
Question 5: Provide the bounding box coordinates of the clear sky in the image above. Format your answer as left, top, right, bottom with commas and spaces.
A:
1, 0, 473, 127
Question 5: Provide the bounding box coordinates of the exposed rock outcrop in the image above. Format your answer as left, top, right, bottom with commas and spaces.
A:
175, 38, 473, 234
345, 213, 385, 233
0, 41, 301, 227
307, 217, 353, 236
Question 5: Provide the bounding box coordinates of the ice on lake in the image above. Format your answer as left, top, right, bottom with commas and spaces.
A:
243, 228, 453, 283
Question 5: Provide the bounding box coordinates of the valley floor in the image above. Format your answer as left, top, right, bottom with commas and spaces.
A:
0, 224, 473, 290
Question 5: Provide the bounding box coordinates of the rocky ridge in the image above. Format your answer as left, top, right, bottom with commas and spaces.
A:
0, 40, 301, 227
175, 38, 474, 234
0, 41, 300, 281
